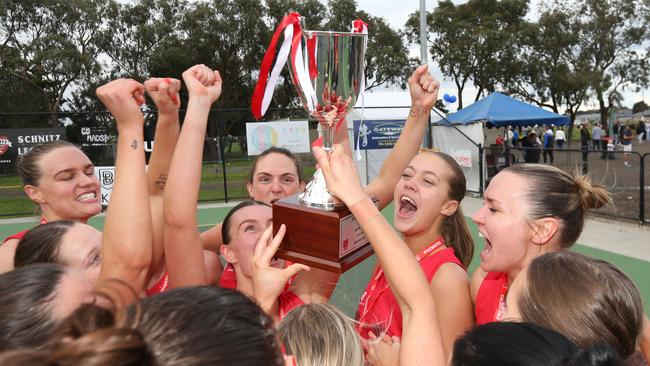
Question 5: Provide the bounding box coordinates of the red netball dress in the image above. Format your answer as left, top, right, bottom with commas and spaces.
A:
356, 237, 464, 339
474, 272, 509, 325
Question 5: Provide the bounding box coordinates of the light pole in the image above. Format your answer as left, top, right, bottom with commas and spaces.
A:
420, 0, 433, 148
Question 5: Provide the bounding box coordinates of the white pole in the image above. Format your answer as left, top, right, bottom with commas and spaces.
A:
420, 0, 432, 148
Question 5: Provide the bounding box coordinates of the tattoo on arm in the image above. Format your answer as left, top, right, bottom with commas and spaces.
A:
409, 108, 416, 118
130, 139, 138, 150
154, 173, 168, 191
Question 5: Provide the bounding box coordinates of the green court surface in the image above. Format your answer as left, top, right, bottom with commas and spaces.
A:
1, 204, 648, 317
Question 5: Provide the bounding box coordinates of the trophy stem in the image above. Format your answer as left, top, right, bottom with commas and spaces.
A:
322, 124, 335, 151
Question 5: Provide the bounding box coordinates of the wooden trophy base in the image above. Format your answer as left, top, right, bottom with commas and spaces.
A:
272, 194, 377, 273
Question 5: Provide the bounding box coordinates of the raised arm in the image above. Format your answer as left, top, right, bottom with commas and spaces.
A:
163, 65, 222, 288
95, 79, 153, 300
363, 65, 439, 210
314, 143, 445, 366
143, 77, 181, 280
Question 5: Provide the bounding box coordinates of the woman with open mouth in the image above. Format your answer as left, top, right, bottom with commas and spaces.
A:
470, 164, 611, 325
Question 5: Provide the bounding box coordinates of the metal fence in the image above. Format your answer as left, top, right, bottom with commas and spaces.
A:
2, 109, 649, 224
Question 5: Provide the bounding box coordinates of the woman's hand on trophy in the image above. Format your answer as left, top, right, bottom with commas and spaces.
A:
252, 224, 310, 316
96, 79, 145, 130
313, 144, 365, 207
182, 64, 222, 107
144, 77, 181, 115
408, 64, 440, 117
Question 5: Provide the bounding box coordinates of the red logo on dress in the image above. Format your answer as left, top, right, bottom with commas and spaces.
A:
0, 136, 11, 156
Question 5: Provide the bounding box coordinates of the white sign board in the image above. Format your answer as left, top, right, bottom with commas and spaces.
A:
94, 166, 115, 206
246, 121, 310, 156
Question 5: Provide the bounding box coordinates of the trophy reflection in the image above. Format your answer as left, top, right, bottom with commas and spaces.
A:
272, 27, 376, 273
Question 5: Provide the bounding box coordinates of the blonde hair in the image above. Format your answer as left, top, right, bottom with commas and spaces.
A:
278, 304, 364, 366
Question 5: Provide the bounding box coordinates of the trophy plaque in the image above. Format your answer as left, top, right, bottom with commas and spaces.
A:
253, 14, 371, 272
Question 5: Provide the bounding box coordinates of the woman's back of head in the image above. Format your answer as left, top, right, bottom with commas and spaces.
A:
0, 286, 284, 366
0, 263, 67, 351
15, 220, 74, 267
279, 303, 364, 366
519, 250, 643, 360
451, 322, 621, 366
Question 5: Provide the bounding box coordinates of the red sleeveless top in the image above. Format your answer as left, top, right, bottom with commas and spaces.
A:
356, 237, 464, 339
2, 217, 48, 244
145, 272, 170, 296
219, 263, 237, 289
474, 272, 509, 325
278, 290, 304, 320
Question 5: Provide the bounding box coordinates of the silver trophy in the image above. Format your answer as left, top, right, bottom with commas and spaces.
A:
289, 30, 367, 210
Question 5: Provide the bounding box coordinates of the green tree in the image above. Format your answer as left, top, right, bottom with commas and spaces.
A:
405, 0, 529, 109
569, 0, 650, 129
506, 9, 593, 143
326, 0, 410, 91
632, 100, 648, 114
0, 0, 107, 125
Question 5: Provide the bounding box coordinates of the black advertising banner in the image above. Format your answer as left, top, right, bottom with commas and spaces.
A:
80, 127, 113, 146
0, 128, 67, 166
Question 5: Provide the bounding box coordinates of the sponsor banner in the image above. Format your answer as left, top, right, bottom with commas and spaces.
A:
0, 128, 67, 165
246, 121, 310, 156
451, 149, 473, 168
94, 166, 115, 206
80, 127, 114, 146
353, 120, 405, 150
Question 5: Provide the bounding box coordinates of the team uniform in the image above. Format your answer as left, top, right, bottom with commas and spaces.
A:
356, 237, 464, 338
474, 272, 509, 325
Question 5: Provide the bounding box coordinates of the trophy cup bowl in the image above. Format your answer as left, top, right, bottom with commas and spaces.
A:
273, 29, 377, 273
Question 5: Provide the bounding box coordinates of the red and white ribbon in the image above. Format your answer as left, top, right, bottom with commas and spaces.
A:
252, 12, 317, 120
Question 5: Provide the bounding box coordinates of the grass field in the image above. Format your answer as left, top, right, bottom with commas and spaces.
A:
1, 203, 648, 317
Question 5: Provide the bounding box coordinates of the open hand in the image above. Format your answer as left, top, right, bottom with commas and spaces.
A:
252, 224, 310, 314
408, 64, 439, 117
312, 144, 365, 206
96, 79, 145, 128
182, 64, 222, 105
144, 77, 181, 115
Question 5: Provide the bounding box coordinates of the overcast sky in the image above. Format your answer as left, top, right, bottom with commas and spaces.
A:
350, 0, 649, 112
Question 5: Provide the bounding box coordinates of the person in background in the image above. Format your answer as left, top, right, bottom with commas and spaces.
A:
613, 120, 622, 147
592, 123, 602, 151
522, 131, 541, 164
645, 117, 650, 142
554, 126, 565, 149
542, 126, 554, 164
636, 122, 645, 144
622, 125, 633, 167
